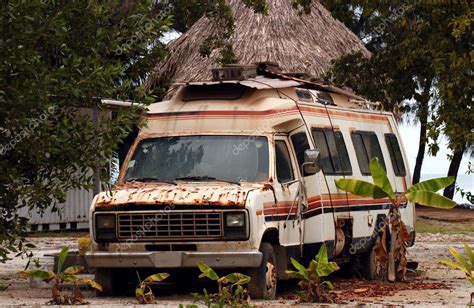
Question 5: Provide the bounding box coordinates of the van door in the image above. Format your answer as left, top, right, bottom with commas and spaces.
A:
288, 129, 331, 258
273, 136, 303, 255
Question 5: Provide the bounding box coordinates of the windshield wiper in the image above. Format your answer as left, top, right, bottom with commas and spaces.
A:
125, 177, 176, 185
174, 176, 240, 185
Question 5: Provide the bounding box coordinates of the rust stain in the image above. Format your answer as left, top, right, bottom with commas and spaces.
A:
95, 182, 264, 208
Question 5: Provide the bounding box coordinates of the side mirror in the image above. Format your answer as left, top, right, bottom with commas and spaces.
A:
303, 149, 321, 175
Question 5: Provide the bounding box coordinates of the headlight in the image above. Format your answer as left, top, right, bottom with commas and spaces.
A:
224, 212, 248, 240
225, 213, 245, 227
95, 214, 116, 242
97, 214, 116, 229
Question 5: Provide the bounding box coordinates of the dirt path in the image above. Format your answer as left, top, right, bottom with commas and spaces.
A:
0, 233, 472, 307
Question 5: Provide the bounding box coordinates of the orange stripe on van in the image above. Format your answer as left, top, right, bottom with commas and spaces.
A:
145, 107, 388, 122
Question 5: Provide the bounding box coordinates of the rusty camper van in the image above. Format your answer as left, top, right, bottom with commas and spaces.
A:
85, 65, 415, 299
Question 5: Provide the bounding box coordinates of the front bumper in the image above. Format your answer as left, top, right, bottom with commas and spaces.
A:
85, 251, 262, 269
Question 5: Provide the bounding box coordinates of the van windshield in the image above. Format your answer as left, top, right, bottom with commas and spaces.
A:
124, 135, 269, 184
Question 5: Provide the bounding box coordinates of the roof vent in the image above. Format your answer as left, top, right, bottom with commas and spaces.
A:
211, 64, 257, 81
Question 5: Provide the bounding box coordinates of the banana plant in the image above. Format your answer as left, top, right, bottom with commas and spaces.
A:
438, 243, 474, 304
20, 246, 102, 304
286, 244, 339, 302
135, 272, 170, 304
335, 157, 456, 282
195, 262, 251, 307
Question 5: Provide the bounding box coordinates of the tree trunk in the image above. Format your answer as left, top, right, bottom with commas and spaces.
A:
412, 102, 429, 185
443, 145, 466, 200
388, 226, 397, 282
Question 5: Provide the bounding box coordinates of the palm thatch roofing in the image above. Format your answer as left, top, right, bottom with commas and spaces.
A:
146, 0, 370, 91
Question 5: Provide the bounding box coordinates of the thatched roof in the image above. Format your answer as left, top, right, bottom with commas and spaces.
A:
146, 0, 370, 90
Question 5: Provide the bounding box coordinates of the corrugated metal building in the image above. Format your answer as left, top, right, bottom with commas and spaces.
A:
19, 188, 94, 231
18, 100, 139, 231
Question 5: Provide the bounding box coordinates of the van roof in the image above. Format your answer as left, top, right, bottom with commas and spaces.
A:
143, 68, 391, 135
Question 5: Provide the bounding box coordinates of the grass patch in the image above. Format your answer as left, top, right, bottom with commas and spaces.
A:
416, 218, 474, 233
27, 231, 89, 238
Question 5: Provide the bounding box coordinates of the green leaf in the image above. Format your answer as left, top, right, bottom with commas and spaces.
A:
285, 270, 303, 279
335, 179, 389, 199
369, 157, 394, 198
64, 265, 83, 275
57, 246, 69, 274
315, 244, 339, 277
143, 272, 170, 283
221, 273, 250, 285
316, 244, 328, 265
407, 176, 455, 193
19, 270, 55, 281
463, 243, 474, 269
197, 262, 219, 280
289, 257, 308, 279
405, 190, 456, 208
81, 279, 102, 291
135, 287, 144, 297
321, 280, 335, 290
448, 246, 470, 272
308, 259, 318, 274
316, 260, 339, 277
438, 258, 469, 275
63, 274, 80, 282
234, 284, 244, 296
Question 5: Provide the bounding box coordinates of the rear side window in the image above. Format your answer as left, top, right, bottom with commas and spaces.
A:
385, 134, 406, 176
311, 128, 352, 175
275, 141, 294, 183
351, 131, 385, 175
290, 132, 310, 176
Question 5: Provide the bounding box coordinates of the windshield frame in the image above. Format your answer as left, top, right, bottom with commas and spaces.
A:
118, 133, 272, 185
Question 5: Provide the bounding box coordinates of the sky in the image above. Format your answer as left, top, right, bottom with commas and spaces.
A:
398, 124, 470, 175
398, 124, 473, 203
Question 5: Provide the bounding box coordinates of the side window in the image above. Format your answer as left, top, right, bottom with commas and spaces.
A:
312, 130, 333, 173
275, 141, 294, 183
334, 131, 352, 174
385, 134, 406, 176
290, 132, 310, 175
312, 128, 352, 175
351, 131, 386, 175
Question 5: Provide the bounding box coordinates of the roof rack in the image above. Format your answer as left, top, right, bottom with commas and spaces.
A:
211, 64, 257, 81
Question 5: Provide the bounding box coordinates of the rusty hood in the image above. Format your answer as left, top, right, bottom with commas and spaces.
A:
95, 182, 263, 207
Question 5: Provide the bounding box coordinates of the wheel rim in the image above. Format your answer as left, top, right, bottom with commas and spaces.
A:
265, 258, 277, 295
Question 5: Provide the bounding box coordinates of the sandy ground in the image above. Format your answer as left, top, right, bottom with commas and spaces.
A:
0, 233, 473, 307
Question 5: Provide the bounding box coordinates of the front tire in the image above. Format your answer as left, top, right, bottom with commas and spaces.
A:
95, 268, 116, 296
247, 242, 277, 299
95, 268, 136, 296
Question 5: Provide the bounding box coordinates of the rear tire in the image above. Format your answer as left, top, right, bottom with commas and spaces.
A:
361, 249, 378, 280
361, 237, 388, 280
247, 242, 277, 300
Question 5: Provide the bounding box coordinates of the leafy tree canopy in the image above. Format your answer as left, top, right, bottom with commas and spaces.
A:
0, 0, 170, 262
322, 0, 472, 154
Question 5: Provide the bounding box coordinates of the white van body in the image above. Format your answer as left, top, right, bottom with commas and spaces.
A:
85, 72, 415, 298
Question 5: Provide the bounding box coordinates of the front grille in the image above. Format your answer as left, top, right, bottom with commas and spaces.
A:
117, 211, 223, 241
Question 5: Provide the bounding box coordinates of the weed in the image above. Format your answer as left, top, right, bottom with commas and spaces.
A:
135, 272, 169, 304
286, 244, 339, 302
20, 246, 101, 304
193, 262, 251, 307
438, 243, 474, 304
